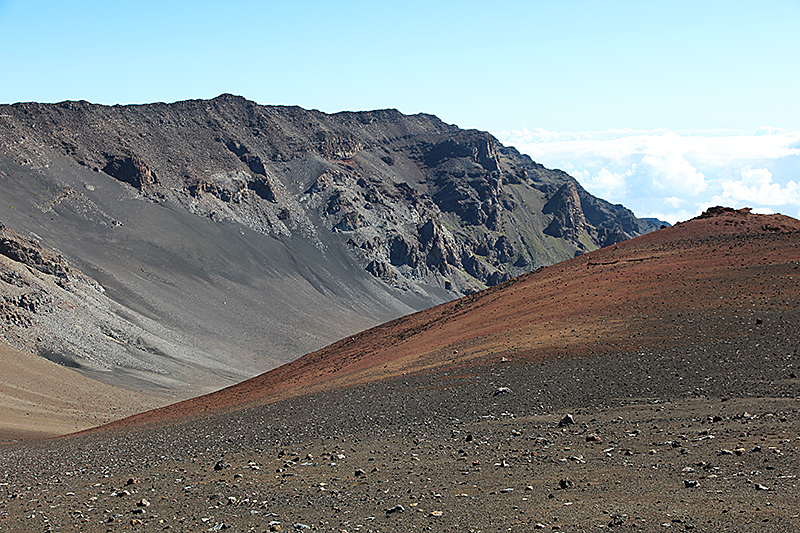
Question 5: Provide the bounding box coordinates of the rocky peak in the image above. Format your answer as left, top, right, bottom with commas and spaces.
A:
698, 206, 751, 219
543, 181, 588, 240
424, 135, 504, 231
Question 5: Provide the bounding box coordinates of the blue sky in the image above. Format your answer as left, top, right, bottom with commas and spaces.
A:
1, 1, 799, 223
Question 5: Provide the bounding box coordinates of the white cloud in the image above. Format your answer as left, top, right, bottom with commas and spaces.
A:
712, 168, 800, 207
583, 167, 630, 199
640, 152, 706, 195
495, 127, 800, 224
756, 126, 785, 136
664, 196, 683, 208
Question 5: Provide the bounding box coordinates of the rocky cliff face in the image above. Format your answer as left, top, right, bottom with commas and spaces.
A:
0, 95, 661, 392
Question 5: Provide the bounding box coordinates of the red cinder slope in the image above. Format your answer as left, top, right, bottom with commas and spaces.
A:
92, 207, 800, 432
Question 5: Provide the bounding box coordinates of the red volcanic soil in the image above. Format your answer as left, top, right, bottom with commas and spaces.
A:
3, 207, 799, 533
97, 207, 800, 430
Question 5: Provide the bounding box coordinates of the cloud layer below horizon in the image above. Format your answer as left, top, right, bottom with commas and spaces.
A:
495, 128, 800, 225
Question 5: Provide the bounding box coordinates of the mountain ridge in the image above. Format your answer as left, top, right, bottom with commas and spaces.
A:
0, 94, 662, 400
0, 94, 662, 288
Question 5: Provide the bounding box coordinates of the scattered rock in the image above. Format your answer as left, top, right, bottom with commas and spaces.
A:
386, 504, 405, 514
684, 480, 700, 488
608, 514, 627, 527
558, 414, 575, 427
559, 479, 575, 490
214, 460, 231, 471
493, 387, 512, 396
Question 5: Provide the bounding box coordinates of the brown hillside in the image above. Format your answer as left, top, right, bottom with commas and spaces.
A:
98, 206, 800, 430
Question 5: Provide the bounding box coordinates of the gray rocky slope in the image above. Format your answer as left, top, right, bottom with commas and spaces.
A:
0, 95, 661, 394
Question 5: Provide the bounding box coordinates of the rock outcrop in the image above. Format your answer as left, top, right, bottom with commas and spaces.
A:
101, 153, 159, 191
0, 223, 74, 283
543, 181, 588, 240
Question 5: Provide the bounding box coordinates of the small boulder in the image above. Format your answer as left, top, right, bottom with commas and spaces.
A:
558, 414, 575, 427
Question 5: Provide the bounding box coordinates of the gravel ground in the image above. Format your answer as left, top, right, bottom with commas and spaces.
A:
1, 210, 798, 532
2, 331, 798, 532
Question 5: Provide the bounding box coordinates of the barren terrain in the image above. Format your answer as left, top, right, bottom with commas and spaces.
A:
0, 343, 168, 442
0, 95, 660, 399
1, 207, 798, 532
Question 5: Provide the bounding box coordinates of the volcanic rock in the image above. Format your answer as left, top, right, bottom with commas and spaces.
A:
558, 414, 576, 427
